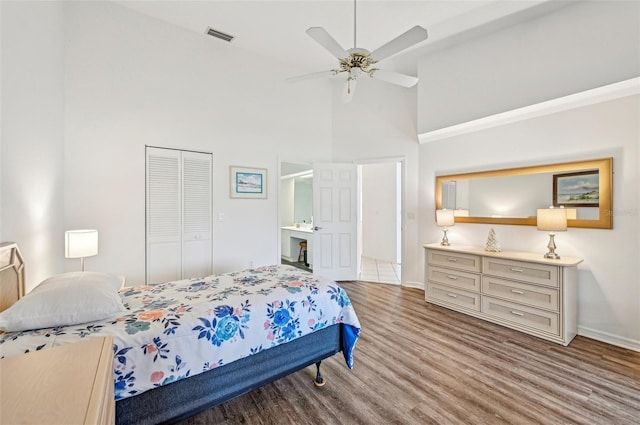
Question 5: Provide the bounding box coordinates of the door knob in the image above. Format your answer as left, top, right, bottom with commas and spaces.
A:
313, 226, 322, 231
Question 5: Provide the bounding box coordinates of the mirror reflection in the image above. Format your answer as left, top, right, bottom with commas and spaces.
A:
280, 162, 313, 226
436, 157, 612, 229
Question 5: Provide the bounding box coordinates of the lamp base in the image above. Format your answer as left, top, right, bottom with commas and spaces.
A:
544, 233, 560, 259
440, 228, 450, 246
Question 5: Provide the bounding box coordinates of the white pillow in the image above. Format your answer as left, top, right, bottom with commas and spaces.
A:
0, 272, 126, 332
36, 271, 124, 292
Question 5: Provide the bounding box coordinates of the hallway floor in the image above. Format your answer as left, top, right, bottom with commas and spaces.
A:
359, 256, 401, 285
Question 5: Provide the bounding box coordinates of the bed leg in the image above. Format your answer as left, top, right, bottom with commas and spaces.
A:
313, 361, 326, 387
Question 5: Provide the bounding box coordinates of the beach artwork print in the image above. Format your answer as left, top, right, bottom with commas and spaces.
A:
230, 167, 267, 199
237, 172, 262, 193
553, 170, 599, 207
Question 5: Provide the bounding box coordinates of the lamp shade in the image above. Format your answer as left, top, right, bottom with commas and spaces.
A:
436, 209, 455, 227
65, 229, 98, 258
564, 208, 577, 220
536, 208, 567, 232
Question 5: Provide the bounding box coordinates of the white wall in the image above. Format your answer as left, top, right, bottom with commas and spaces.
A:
417, 0, 639, 351
0, 1, 333, 287
420, 94, 639, 350
418, 0, 640, 134
331, 78, 421, 286
62, 1, 333, 283
280, 177, 294, 227
361, 162, 397, 262
1, 0, 66, 291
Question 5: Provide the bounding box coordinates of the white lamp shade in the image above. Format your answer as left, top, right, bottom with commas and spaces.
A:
536, 208, 567, 232
436, 209, 455, 227
65, 229, 98, 258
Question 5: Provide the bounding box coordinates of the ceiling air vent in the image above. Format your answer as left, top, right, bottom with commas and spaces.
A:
205, 27, 234, 42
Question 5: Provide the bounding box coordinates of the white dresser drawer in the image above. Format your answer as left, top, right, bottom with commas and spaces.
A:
483, 257, 559, 287
429, 266, 480, 292
482, 276, 559, 311
427, 249, 481, 273
482, 296, 559, 336
427, 283, 481, 312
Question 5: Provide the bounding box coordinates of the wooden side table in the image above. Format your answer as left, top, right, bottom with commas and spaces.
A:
0, 336, 114, 424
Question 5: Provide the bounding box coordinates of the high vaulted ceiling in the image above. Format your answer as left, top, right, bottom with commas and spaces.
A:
115, 0, 560, 77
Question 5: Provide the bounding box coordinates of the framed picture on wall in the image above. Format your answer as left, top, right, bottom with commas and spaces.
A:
230, 166, 267, 199
553, 170, 599, 207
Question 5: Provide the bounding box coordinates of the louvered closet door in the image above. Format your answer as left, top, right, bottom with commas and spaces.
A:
182, 151, 212, 280
146, 147, 212, 284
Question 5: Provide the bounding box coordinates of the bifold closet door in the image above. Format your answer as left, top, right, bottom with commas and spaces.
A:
146, 147, 212, 284
181, 151, 212, 280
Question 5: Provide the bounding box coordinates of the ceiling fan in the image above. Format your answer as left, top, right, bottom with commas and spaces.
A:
289, 0, 428, 102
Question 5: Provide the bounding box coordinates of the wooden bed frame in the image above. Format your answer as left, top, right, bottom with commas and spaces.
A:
0, 242, 25, 313
0, 242, 344, 424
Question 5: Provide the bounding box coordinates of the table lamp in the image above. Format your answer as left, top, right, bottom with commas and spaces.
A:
436, 209, 455, 246
536, 208, 567, 259
65, 229, 98, 271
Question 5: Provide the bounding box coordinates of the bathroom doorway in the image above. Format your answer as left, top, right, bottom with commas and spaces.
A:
278, 159, 403, 283
279, 162, 313, 272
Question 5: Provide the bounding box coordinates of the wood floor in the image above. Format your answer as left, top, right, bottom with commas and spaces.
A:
179, 281, 640, 425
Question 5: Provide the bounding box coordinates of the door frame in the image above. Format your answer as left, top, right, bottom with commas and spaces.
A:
277, 156, 405, 284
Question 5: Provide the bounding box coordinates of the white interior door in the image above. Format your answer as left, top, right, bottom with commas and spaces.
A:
312, 163, 358, 281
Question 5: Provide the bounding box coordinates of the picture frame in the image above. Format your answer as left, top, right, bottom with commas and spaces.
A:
230, 166, 267, 199
553, 170, 599, 207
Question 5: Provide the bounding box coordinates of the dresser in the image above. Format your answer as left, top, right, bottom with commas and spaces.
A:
0, 336, 115, 424
424, 243, 583, 345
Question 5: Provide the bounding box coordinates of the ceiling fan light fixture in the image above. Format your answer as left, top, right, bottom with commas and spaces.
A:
290, 0, 428, 102
205, 27, 234, 42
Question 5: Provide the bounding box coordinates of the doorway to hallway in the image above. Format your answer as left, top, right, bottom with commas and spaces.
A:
358, 160, 402, 285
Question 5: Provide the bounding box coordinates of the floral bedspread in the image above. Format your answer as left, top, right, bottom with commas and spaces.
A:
0, 265, 361, 401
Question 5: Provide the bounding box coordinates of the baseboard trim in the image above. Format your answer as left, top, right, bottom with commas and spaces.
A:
403, 280, 425, 290
578, 326, 640, 352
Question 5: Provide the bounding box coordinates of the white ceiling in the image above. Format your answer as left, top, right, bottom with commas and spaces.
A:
115, 0, 560, 76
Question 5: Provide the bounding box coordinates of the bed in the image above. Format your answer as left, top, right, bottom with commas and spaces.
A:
0, 242, 361, 424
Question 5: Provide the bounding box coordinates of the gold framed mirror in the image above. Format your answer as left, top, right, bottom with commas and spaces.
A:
435, 157, 612, 229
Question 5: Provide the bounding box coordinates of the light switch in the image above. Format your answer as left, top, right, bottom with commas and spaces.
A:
218, 213, 225, 222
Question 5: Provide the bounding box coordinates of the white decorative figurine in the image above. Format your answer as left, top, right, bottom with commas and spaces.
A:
485, 228, 501, 252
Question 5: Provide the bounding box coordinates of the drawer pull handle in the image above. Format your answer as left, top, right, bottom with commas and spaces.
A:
447, 258, 458, 262
447, 275, 458, 280
510, 289, 525, 295
447, 293, 458, 298
510, 310, 525, 317
509, 268, 524, 273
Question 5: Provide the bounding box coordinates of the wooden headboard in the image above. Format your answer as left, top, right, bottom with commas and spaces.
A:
0, 242, 25, 312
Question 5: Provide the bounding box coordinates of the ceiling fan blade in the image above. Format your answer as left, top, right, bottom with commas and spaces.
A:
287, 69, 339, 83
306, 27, 350, 60
369, 26, 428, 62
369, 69, 419, 88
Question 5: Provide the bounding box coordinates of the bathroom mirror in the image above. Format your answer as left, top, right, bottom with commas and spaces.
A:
280, 162, 313, 226
435, 157, 613, 229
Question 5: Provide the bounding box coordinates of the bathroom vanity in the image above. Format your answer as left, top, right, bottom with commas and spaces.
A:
281, 226, 313, 268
